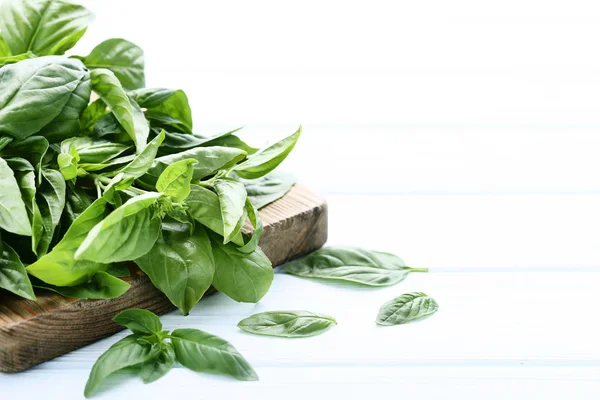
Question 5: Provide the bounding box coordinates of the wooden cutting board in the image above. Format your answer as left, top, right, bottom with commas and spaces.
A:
0, 185, 327, 373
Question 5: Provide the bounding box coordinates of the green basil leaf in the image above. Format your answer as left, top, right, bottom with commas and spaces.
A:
34, 169, 66, 256
238, 171, 296, 209
57, 143, 79, 181
0, 156, 31, 236
91, 68, 148, 153
106, 263, 130, 278
78, 38, 144, 91
113, 308, 163, 335
140, 146, 247, 187
0, 239, 35, 300
157, 127, 250, 156
75, 192, 162, 263
237, 198, 262, 254
198, 132, 258, 155
238, 311, 336, 338
0, 33, 9, 57
63, 184, 93, 228
129, 88, 192, 133
209, 231, 273, 303
84, 335, 156, 398
186, 185, 244, 246
0, 0, 93, 56
214, 178, 247, 244
63, 137, 131, 164
376, 292, 439, 326
3, 136, 49, 184
31, 271, 129, 300
79, 154, 136, 173
118, 130, 165, 179
283, 246, 428, 287
233, 126, 301, 179
80, 98, 109, 133
27, 198, 108, 286
171, 328, 258, 381
155, 158, 197, 202
0, 51, 36, 67
0, 56, 90, 139
135, 225, 215, 315
140, 342, 175, 384
0, 136, 13, 151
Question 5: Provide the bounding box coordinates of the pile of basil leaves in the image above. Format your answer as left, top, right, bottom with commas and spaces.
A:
0, 0, 299, 315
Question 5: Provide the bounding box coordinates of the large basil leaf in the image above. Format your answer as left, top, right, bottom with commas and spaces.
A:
27, 198, 108, 286
376, 292, 439, 326
135, 225, 215, 315
3, 136, 49, 184
140, 146, 246, 187
129, 88, 192, 133
239, 171, 296, 209
113, 308, 163, 335
209, 231, 273, 303
155, 158, 197, 202
0, 56, 89, 139
31, 271, 129, 300
75, 192, 162, 263
0, 156, 31, 236
283, 247, 428, 287
0, 0, 93, 56
171, 328, 258, 381
84, 335, 156, 398
34, 169, 66, 256
0, 239, 35, 300
237, 311, 336, 338
214, 178, 247, 244
118, 130, 165, 179
186, 184, 244, 246
77, 38, 144, 91
233, 126, 301, 179
140, 342, 175, 384
90, 68, 148, 153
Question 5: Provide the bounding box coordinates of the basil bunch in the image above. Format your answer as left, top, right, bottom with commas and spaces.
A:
0, 0, 300, 314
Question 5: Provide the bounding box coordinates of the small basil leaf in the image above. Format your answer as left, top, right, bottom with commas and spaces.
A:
157, 127, 250, 156
129, 88, 192, 133
0, 136, 13, 151
233, 126, 301, 179
186, 185, 244, 246
63, 184, 93, 228
135, 225, 215, 315
63, 137, 131, 164
31, 271, 129, 300
84, 335, 156, 398
155, 158, 197, 201
118, 130, 165, 179
238, 311, 336, 338
3, 136, 49, 184
75, 192, 162, 263
34, 169, 66, 256
78, 38, 144, 91
80, 98, 109, 134
376, 292, 439, 326
0, 33, 9, 57
113, 308, 163, 335
209, 231, 273, 303
7, 158, 43, 250
171, 328, 258, 381
140, 342, 175, 384
0, 239, 35, 300
283, 246, 428, 287
0, 51, 36, 67
237, 198, 262, 254
238, 171, 296, 209
57, 144, 79, 181
214, 178, 247, 244
106, 263, 131, 278
0, 156, 32, 236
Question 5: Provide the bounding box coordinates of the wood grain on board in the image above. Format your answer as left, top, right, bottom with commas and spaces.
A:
0, 185, 327, 373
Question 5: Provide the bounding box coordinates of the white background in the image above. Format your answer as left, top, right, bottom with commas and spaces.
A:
3, 0, 600, 399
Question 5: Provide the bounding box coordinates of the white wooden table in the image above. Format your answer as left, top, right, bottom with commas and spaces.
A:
2, 125, 600, 399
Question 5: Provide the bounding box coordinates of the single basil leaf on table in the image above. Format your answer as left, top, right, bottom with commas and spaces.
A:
80, 98, 109, 134
283, 246, 428, 287
155, 158, 197, 202
237, 171, 296, 209
129, 88, 192, 133
214, 178, 247, 244
209, 231, 273, 303
84, 335, 157, 398
233, 126, 301, 179
113, 308, 163, 335
170, 328, 258, 381
185, 184, 244, 246
237, 198, 263, 254
34, 169, 66, 256
117, 130, 165, 180
27, 198, 109, 286
2, 136, 49, 184
140, 342, 175, 384
136, 224, 215, 315
376, 292, 439, 326
0, 0, 93, 56
0, 157, 32, 236
0, 239, 36, 300
31, 271, 129, 300
0, 56, 90, 140
75, 192, 162, 263
76, 38, 144, 91
238, 311, 336, 338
